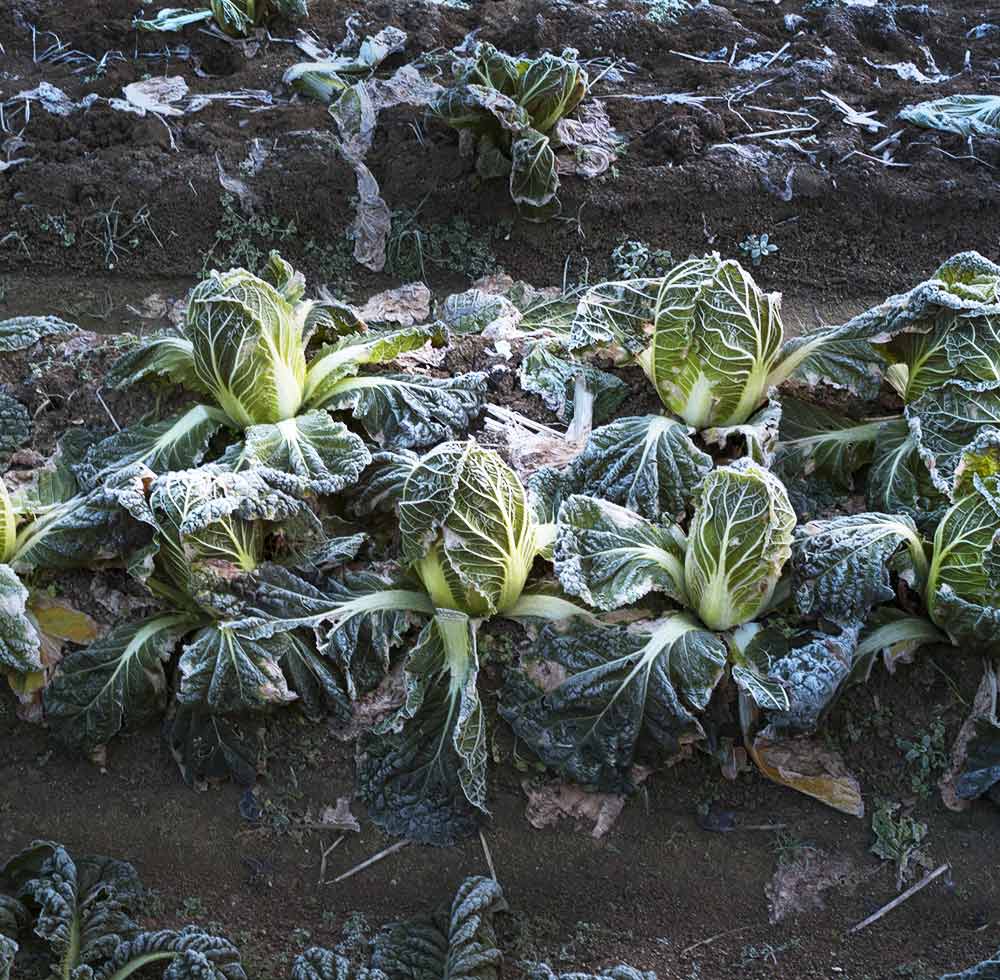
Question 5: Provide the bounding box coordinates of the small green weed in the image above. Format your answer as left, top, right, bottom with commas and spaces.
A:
177, 896, 205, 919
870, 799, 931, 890
740, 939, 800, 966
642, 0, 691, 24
739, 232, 779, 266
610, 239, 673, 278
201, 193, 297, 275
385, 208, 503, 282
897, 718, 948, 799
36, 211, 76, 248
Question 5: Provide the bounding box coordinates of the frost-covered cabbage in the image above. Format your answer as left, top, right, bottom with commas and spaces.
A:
553, 457, 795, 632
97, 254, 485, 490
684, 459, 796, 631
430, 43, 592, 220
569, 254, 814, 429
399, 441, 553, 617
135, 0, 307, 37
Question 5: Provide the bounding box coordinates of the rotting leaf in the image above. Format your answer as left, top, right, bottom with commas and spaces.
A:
750, 735, 865, 817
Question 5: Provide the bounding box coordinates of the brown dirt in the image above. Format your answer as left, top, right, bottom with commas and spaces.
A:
2, 1, 1000, 977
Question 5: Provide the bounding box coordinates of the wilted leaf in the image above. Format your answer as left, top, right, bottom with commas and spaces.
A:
750, 735, 865, 816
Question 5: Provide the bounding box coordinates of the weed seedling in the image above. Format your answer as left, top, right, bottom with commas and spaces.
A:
739, 232, 779, 266
897, 718, 948, 799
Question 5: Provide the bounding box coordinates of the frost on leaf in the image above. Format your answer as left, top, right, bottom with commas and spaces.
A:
371, 876, 506, 980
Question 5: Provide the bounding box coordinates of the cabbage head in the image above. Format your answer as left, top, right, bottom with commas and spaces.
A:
186, 265, 310, 426
684, 459, 796, 631
924, 439, 1000, 651
399, 441, 550, 617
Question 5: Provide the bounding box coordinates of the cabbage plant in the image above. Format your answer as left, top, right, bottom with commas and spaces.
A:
430, 43, 589, 220
790, 431, 1000, 684
94, 254, 484, 494
0, 840, 245, 980
568, 254, 833, 430
0, 445, 153, 701
238, 439, 590, 844
773, 252, 1000, 528
501, 457, 801, 793
42, 465, 366, 785
134, 0, 307, 37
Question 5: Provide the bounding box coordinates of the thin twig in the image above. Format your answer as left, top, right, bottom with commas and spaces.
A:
680, 924, 756, 957
847, 863, 951, 934
318, 834, 346, 884
761, 42, 790, 71
332, 840, 411, 883
839, 150, 911, 168
670, 50, 727, 65
734, 123, 817, 140
479, 829, 497, 882
94, 388, 121, 431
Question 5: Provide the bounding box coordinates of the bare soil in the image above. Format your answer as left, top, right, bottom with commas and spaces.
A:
2, 0, 999, 977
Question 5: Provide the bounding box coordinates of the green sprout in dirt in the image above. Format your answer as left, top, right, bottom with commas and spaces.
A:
610, 239, 673, 279
897, 718, 949, 798
739, 232, 779, 266
870, 799, 931, 890
134, 0, 306, 38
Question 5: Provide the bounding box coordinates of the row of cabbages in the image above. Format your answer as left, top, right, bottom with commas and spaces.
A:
1, 249, 998, 845
1, 838, 654, 980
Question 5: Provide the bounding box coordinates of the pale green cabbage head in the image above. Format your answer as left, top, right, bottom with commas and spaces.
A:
399, 441, 544, 617
186, 267, 309, 427
684, 458, 796, 631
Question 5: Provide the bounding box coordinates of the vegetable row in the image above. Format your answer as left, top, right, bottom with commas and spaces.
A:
2, 248, 999, 847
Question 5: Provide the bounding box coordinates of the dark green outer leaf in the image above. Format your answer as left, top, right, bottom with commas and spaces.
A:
281, 633, 351, 721
19, 845, 142, 972
223, 410, 371, 497
104, 333, 207, 394
344, 450, 420, 519
568, 276, 663, 353
501, 617, 725, 792
792, 513, 921, 630
358, 613, 487, 846
244, 563, 424, 699
166, 703, 260, 787
176, 625, 296, 715
528, 416, 713, 524
45, 614, 196, 752
772, 396, 879, 491
908, 379, 1000, 497
0, 895, 27, 941
525, 965, 657, 980
758, 625, 861, 735
0, 393, 30, 470
93, 925, 247, 980
519, 341, 628, 425
0, 935, 15, 980
11, 463, 156, 573
553, 494, 687, 611
955, 719, 1000, 802
292, 946, 387, 980
371, 876, 506, 980
0, 316, 76, 352
319, 373, 488, 450
867, 416, 948, 533
510, 129, 560, 219
0, 563, 42, 675
75, 405, 229, 489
